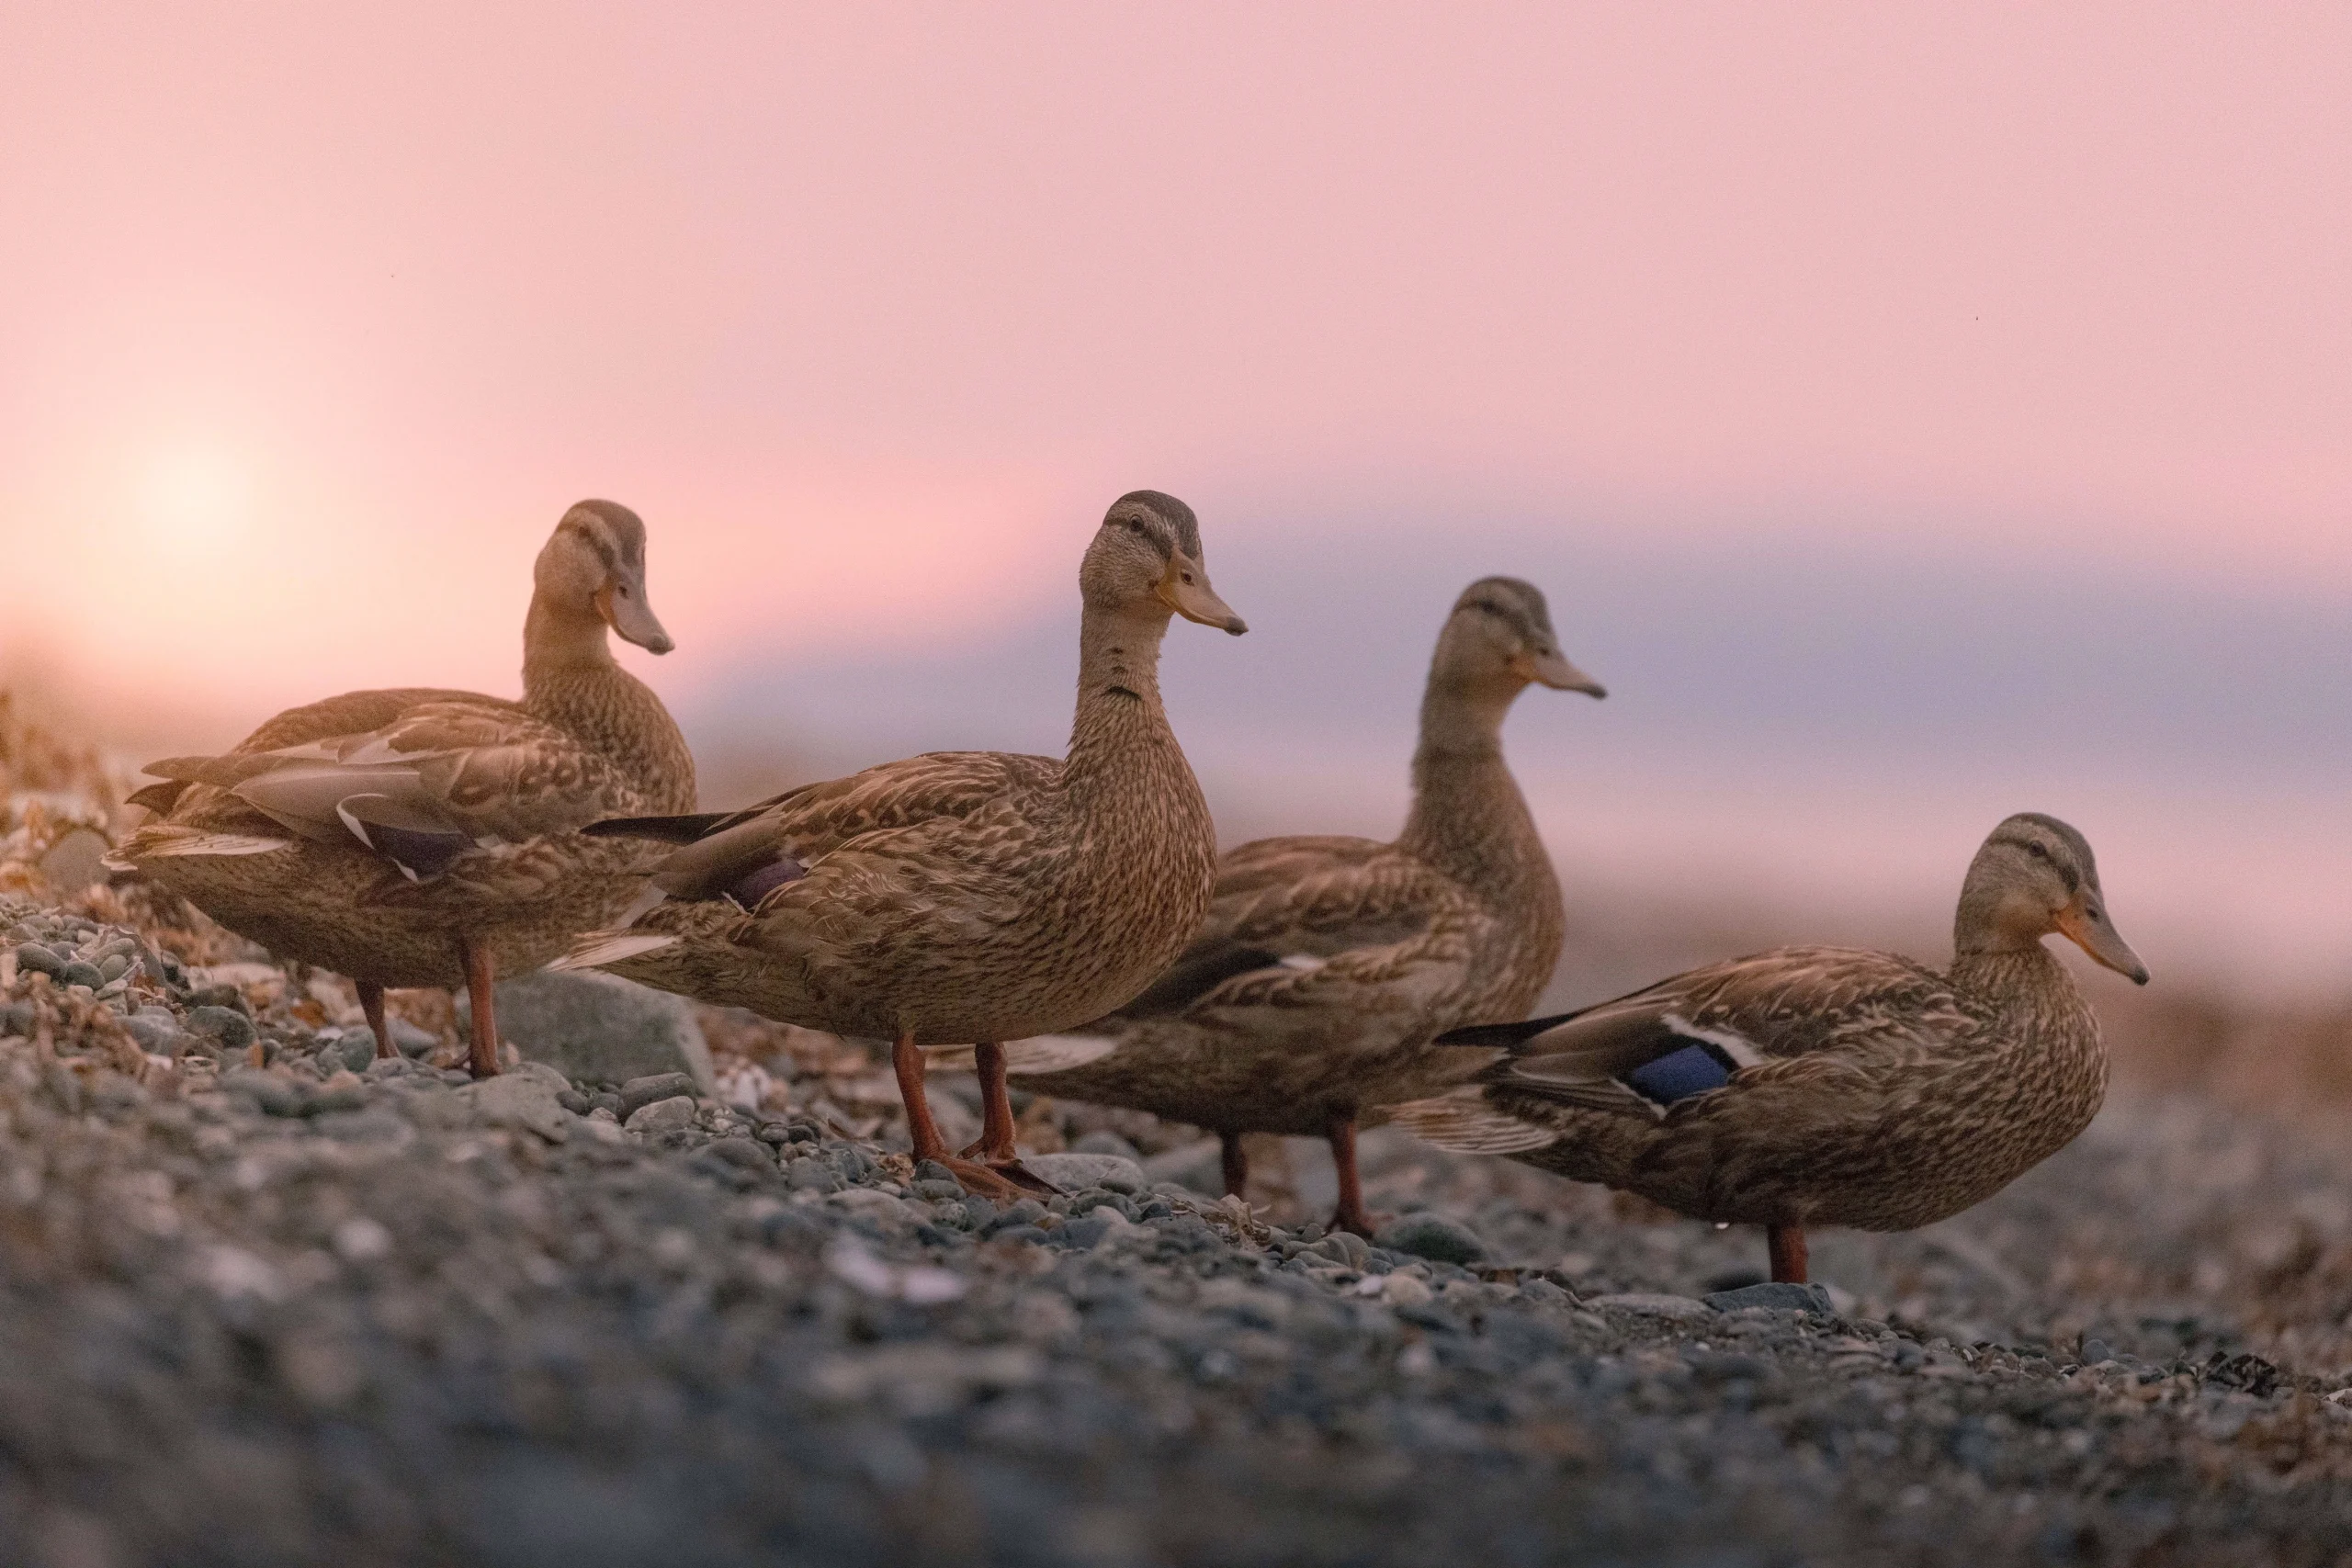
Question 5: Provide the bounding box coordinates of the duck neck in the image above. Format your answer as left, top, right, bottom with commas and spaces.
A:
1948, 943, 2078, 1021
1399, 681, 1549, 900
521, 596, 696, 809
1064, 600, 1187, 796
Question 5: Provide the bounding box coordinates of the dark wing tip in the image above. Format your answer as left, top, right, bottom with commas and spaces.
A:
361, 822, 476, 881
124, 780, 188, 815
1436, 1013, 1576, 1049
583, 811, 735, 843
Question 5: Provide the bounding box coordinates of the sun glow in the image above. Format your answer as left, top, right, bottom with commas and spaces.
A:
132, 444, 254, 551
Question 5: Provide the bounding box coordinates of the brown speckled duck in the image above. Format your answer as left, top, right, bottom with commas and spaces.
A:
1395, 813, 2147, 1283
981, 577, 1602, 1236
556, 491, 1246, 1200
107, 501, 695, 1077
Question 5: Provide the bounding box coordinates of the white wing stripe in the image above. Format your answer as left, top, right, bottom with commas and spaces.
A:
1660, 1011, 1764, 1068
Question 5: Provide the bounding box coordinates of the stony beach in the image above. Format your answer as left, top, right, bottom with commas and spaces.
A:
6, 708, 2352, 1566
3, 886, 2352, 1567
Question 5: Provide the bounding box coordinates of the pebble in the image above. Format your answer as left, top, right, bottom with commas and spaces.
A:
488, 971, 717, 1093
318, 1030, 377, 1075
218, 1069, 302, 1117
617, 1073, 700, 1118
1022, 1151, 1148, 1194
1380, 1273, 1436, 1307
1587, 1292, 1716, 1322
624, 1095, 697, 1134
1374, 1213, 1488, 1265
184, 1006, 257, 1054
1703, 1281, 1837, 1315
12, 942, 64, 979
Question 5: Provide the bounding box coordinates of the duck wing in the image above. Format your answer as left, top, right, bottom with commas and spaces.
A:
1442, 945, 1969, 1116
586, 750, 1064, 910
128, 687, 489, 822
143, 695, 649, 881
1112, 835, 1477, 1021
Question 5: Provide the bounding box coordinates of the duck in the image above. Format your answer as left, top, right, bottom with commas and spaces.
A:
555, 490, 1247, 1199
1393, 812, 2147, 1283
107, 500, 695, 1077
975, 576, 1603, 1236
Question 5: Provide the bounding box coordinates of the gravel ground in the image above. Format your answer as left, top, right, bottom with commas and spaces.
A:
5, 883, 2352, 1568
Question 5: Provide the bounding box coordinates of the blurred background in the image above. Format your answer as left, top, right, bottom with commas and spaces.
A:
2, 5, 2346, 1053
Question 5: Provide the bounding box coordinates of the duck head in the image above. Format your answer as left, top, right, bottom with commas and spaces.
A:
1429, 576, 1605, 704
1956, 812, 2147, 984
1081, 490, 1246, 635
537, 499, 674, 655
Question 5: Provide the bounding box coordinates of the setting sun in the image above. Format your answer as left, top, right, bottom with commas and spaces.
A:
131, 442, 254, 550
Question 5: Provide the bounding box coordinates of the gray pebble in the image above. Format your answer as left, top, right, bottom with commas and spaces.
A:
120, 1015, 182, 1055
186, 1006, 257, 1054
1374, 1213, 1487, 1266
389, 1020, 438, 1059
786, 1159, 842, 1194
617, 1073, 699, 1118
1070, 1129, 1142, 1159
1703, 1282, 1836, 1315
220, 1069, 303, 1118
12, 942, 65, 978
1059, 1215, 1116, 1249
1023, 1151, 1148, 1194
987, 1199, 1048, 1235
320, 1032, 377, 1075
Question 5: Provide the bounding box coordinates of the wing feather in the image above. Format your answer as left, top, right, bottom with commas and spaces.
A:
1108, 836, 1472, 1020
137, 693, 650, 879
1445, 945, 1972, 1108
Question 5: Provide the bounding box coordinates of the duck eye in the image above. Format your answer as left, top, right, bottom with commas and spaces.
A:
1181, 571, 1194, 584
2025, 842, 2048, 860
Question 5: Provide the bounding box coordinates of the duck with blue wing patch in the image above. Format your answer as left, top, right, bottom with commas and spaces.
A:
1396, 813, 2148, 1285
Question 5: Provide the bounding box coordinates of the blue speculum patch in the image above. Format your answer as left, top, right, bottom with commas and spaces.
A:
1623, 1042, 1735, 1105
730, 857, 807, 906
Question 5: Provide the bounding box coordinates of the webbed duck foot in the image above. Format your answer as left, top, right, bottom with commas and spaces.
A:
934, 1154, 1060, 1201
953, 1141, 1064, 1198
1329, 1206, 1389, 1242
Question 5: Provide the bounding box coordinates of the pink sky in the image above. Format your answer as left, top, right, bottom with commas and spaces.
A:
4, 6, 2348, 990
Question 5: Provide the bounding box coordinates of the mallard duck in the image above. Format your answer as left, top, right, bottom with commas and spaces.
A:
1394, 813, 2147, 1283
556, 490, 1246, 1199
107, 501, 695, 1077
977, 577, 1602, 1235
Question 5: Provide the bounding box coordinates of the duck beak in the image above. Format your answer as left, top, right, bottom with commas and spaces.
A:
2055, 896, 2148, 985
1514, 649, 1606, 698
597, 578, 675, 655
1156, 553, 1248, 636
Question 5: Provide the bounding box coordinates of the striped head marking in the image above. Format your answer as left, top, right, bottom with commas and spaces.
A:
542, 499, 673, 654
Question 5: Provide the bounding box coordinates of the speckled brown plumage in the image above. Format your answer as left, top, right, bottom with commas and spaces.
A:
990, 577, 1603, 1230
1395, 813, 2148, 1279
560, 491, 1247, 1194
107, 501, 694, 1030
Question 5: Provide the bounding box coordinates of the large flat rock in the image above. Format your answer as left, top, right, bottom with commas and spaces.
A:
465, 971, 715, 1093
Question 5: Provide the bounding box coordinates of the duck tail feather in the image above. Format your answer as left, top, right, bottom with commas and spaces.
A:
549, 931, 679, 972
106, 830, 291, 866
1388, 1090, 1561, 1155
